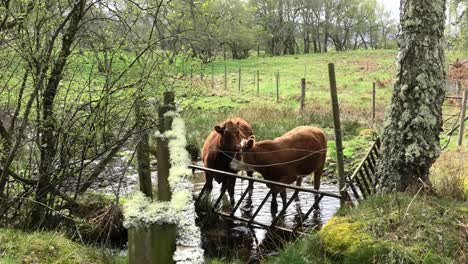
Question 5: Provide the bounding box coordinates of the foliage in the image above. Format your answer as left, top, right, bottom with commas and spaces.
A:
269, 193, 468, 264
0, 228, 125, 264
430, 148, 468, 200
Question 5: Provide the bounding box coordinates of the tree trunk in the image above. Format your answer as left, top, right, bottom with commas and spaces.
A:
375, 0, 446, 192
303, 33, 310, 54
29, 0, 86, 229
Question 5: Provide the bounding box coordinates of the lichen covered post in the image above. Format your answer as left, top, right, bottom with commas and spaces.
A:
125, 100, 204, 263
135, 93, 152, 198
376, 0, 447, 191
157, 92, 176, 201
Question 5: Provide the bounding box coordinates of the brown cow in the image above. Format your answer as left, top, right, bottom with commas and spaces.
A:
201, 118, 254, 205
230, 126, 327, 211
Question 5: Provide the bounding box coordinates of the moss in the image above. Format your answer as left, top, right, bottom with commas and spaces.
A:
270, 193, 467, 264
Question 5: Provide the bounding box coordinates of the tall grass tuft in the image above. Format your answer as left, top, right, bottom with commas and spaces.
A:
430, 148, 468, 201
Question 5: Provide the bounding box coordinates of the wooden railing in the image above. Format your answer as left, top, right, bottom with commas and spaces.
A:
341, 138, 381, 201
190, 165, 341, 233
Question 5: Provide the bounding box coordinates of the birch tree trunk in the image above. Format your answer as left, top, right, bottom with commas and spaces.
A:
376, 0, 446, 192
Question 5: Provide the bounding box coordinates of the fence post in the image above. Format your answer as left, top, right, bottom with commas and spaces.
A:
257, 70, 260, 96
200, 63, 203, 81
458, 89, 467, 146
372, 82, 376, 128
457, 80, 461, 97
129, 91, 177, 264
300, 78, 306, 112
190, 66, 193, 89
135, 93, 152, 198
238, 67, 241, 92
276, 71, 279, 103
328, 63, 346, 207
257, 45, 260, 57
157, 91, 175, 201
211, 62, 214, 89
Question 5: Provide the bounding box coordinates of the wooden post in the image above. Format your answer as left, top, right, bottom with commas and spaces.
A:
458, 89, 467, 146
328, 63, 346, 207
238, 67, 241, 92
300, 78, 306, 112
456, 80, 461, 97
223, 46, 227, 61
129, 91, 177, 264
135, 94, 152, 198
211, 62, 214, 89
157, 91, 175, 201
276, 71, 279, 102
200, 63, 203, 80
253, 71, 256, 90
128, 224, 177, 264
190, 66, 193, 89
257, 70, 260, 96
257, 45, 260, 57
372, 82, 376, 128
224, 64, 227, 90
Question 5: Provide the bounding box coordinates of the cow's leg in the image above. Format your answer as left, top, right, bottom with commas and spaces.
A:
228, 178, 236, 207
205, 172, 213, 196
295, 176, 302, 201
280, 190, 287, 210
247, 170, 254, 192
271, 192, 278, 213
314, 167, 324, 201
313, 169, 323, 191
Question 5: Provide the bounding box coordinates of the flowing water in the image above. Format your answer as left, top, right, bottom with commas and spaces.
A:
91, 155, 341, 262
192, 171, 341, 262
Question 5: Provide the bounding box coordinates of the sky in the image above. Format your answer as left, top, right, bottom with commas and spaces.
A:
380, 0, 400, 20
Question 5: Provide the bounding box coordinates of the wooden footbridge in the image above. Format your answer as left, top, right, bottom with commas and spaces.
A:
190, 137, 381, 233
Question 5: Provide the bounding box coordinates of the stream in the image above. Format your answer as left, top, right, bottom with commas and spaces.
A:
88, 155, 341, 262
192, 170, 340, 262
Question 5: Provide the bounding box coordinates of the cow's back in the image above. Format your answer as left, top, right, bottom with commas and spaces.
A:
254, 126, 327, 185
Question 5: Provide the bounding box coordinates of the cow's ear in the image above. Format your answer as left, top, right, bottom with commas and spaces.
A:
246, 138, 255, 150
214, 125, 224, 134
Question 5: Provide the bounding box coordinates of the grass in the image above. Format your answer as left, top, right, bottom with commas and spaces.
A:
0, 228, 126, 264
268, 148, 468, 264
268, 194, 467, 264
430, 148, 468, 200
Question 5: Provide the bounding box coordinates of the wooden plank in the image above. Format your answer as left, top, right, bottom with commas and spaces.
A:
270, 191, 299, 227
353, 170, 368, 198
358, 170, 372, 195
250, 190, 272, 222
230, 184, 254, 217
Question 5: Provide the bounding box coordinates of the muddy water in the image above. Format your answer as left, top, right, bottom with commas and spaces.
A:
193, 171, 341, 262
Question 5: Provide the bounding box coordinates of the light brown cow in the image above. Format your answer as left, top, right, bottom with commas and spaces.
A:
230, 126, 327, 211
202, 118, 254, 205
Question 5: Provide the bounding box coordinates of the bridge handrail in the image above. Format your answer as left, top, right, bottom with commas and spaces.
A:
188, 164, 342, 199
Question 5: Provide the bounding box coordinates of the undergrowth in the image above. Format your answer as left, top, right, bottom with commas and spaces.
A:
0, 228, 125, 264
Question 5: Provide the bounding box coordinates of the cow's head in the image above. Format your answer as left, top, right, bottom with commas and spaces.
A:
214, 120, 244, 152
230, 136, 255, 171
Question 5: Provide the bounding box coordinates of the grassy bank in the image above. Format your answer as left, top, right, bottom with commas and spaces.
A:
269, 148, 468, 264
0, 228, 126, 264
